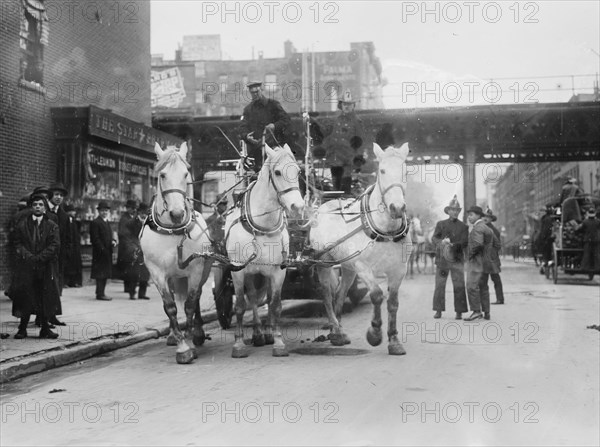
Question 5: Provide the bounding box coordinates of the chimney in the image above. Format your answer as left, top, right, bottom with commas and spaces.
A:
284, 40, 296, 57
258, 51, 263, 60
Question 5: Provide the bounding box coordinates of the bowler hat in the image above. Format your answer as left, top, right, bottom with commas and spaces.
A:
246, 81, 262, 89
125, 199, 137, 209
48, 182, 68, 196
443, 195, 462, 214
32, 186, 51, 197
485, 208, 497, 222
466, 205, 484, 217
138, 202, 150, 213
97, 201, 111, 210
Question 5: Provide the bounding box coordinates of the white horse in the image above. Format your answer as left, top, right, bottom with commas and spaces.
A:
140, 142, 213, 364
309, 142, 413, 355
224, 144, 304, 358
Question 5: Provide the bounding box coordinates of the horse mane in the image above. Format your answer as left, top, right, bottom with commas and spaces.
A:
154, 147, 190, 173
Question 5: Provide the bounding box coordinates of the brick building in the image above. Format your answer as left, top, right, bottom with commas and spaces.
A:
151, 39, 384, 117
0, 0, 181, 287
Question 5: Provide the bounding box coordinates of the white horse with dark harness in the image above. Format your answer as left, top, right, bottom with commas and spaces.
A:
308, 142, 413, 355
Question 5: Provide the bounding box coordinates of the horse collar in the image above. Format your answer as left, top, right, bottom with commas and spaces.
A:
146, 201, 196, 236
240, 181, 286, 236
360, 185, 409, 242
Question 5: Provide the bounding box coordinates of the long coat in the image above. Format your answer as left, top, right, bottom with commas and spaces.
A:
432, 217, 469, 268
117, 212, 136, 278
467, 220, 498, 273
64, 216, 82, 282
90, 216, 113, 279
10, 215, 61, 318
486, 222, 502, 273
122, 217, 150, 282
49, 205, 71, 269
320, 112, 365, 176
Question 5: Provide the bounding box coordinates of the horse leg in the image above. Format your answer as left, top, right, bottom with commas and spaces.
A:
262, 280, 275, 345
190, 261, 212, 348
354, 263, 385, 347
316, 266, 347, 346
416, 244, 422, 273
231, 273, 248, 358
267, 270, 288, 357
386, 271, 407, 355
246, 275, 265, 347
333, 266, 352, 322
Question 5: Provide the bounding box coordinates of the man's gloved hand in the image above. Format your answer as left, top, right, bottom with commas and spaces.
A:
246, 132, 260, 145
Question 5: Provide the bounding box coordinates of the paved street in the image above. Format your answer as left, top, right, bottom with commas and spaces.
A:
0, 258, 598, 446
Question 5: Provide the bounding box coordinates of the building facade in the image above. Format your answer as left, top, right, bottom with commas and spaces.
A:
151, 39, 384, 117
0, 0, 182, 285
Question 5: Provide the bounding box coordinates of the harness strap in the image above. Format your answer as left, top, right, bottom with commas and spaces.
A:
360, 188, 410, 242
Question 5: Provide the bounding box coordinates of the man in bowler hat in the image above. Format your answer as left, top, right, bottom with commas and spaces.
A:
431, 195, 469, 319
91, 201, 116, 300
465, 205, 498, 321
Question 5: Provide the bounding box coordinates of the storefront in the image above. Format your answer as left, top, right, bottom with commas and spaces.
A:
51, 105, 185, 266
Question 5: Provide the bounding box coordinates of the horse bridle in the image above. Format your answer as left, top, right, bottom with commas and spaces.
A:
265, 153, 300, 209
377, 176, 406, 217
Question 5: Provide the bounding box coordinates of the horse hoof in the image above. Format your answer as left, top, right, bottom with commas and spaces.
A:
272, 346, 289, 357
232, 346, 248, 358
193, 333, 205, 346
166, 334, 178, 346
329, 333, 348, 346
252, 334, 266, 347
366, 327, 382, 346
388, 343, 406, 355
264, 334, 274, 345
176, 349, 195, 364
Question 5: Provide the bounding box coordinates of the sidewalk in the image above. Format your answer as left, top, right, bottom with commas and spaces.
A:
0, 270, 318, 383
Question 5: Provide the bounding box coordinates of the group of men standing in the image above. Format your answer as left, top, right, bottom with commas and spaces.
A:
431, 195, 504, 322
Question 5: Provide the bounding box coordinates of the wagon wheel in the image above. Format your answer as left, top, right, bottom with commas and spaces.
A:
552, 249, 559, 284
215, 276, 235, 330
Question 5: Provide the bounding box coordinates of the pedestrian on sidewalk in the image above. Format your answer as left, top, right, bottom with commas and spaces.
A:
117, 199, 138, 298
575, 207, 600, 271
64, 204, 83, 287
47, 182, 70, 326
91, 201, 116, 301
123, 202, 151, 300
431, 195, 469, 320
465, 206, 495, 321
484, 208, 505, 305
10, 193, 61, 339
4, 195, 29, 300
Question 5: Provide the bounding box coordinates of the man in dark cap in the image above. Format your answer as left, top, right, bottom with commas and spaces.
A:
431, 195, 469, 320
240, 81, 291, 170
483, 208, 505, 305
117, 199, 138, 298
10, 193, 61, 339
465, 205, 496, 321
123, 202, 151, 300
91, 201, 116, 301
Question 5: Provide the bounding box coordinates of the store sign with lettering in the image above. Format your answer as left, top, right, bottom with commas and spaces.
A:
88, 144, 150, 176
88, 106, 184, 153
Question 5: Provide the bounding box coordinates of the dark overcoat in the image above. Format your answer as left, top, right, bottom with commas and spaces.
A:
49, 205, 71, 267
122, 217, 150, 282
64, 216, 82, 281
486, 222, 502, 272
432, 218, 469, 268
320, 112, 365, 175
117, 212, 136, 277
10, 215, 61, 318
240, 97, 291, 164
90, 216, 113, 279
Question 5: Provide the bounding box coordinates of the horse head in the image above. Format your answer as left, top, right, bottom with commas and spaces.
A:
373, 142, 409, 219
262, 143, 304, 218
154, 142, 191, 225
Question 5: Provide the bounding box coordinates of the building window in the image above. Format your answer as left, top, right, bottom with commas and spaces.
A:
20, 0, 49, 86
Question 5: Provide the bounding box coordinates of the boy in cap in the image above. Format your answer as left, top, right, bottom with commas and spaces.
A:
240, 81, 291, 170
431, 195, 469, 319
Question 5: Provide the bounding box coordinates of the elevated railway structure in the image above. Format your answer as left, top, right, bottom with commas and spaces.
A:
153, 101, 600, 209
